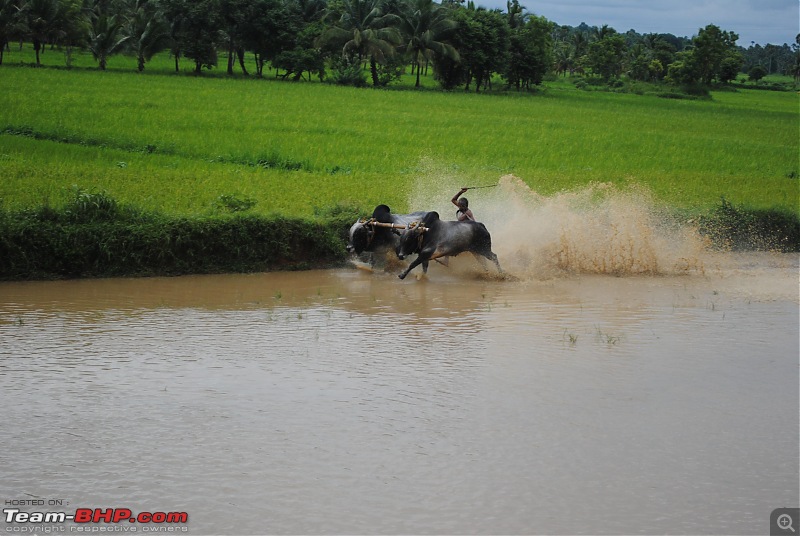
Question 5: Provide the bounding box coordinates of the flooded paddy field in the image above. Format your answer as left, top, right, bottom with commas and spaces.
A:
0, 249, 797, 535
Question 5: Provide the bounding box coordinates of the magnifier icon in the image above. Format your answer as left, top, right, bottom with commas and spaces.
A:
778, 514, 796, 533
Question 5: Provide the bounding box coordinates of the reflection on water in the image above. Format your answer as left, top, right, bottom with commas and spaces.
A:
0, 254, 798, 535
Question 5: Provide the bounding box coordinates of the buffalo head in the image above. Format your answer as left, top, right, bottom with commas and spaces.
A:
346, 219, 373, 254
396, 221, 426, 260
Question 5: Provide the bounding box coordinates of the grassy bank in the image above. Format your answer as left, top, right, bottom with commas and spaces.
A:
0, 189, 356, 280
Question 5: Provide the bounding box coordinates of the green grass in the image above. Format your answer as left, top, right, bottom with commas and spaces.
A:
0, 47, 798, 279
0, 46, 798, 221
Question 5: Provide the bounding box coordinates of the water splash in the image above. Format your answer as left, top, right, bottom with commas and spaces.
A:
407, 170, 709, 279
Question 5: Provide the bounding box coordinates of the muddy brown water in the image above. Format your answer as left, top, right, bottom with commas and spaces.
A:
0, 250, 797, 535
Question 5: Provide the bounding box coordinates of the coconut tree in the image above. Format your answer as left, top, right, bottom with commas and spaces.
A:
553, 40, 572, 76
592, 23, 615, 42
396, 0, 458, 87
126, 0, 171, 71
19, 0, 62, 66
87, 11, 130, 70
571, 30, 588, 56
320, 0, 401, 86
505, 0, 525, 29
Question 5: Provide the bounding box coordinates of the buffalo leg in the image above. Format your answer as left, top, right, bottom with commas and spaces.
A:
398, 255, 428, 280
472, 251, 503, 274
489, 252, 502, 272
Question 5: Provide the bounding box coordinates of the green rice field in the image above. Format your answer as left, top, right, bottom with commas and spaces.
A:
1, 49, 798, 218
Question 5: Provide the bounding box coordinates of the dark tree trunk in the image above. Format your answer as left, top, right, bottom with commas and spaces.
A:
474, 73, 483, 93
370, 57, 378, 86
227, 46, 234, 75
255, 53, 264, 77
237, 48, 248, 75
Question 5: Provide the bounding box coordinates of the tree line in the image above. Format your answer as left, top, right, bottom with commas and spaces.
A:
1, 0, 798, 90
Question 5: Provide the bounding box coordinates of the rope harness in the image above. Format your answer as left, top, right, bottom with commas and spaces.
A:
406, 221, 428, 252
357, 218, 378, 249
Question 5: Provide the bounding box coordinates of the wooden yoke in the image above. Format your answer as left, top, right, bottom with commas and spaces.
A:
368, 221, 410, 230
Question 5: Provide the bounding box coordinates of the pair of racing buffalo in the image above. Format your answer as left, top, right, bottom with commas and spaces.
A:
346, 204, 502, 280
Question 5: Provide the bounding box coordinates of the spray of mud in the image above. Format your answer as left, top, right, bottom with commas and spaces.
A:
407, 168, 710, 280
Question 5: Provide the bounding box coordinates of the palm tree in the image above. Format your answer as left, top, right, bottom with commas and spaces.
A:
19, 0, 62, 66
88, 11, 130, 70
320, 0, 401, 86
592, 23, 615, 41
553, 41, 572, 76
569, 30, 588, 74
397, 0, 459, 87
505, 0, 526, 29
571, 30, 587, 56
126, 0, 171, 72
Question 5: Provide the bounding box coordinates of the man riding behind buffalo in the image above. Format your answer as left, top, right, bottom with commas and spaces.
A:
451, 188, 475, 222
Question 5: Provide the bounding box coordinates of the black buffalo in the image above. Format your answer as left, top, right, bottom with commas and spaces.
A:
346, 205, 427, 256
396, 211, 502, 280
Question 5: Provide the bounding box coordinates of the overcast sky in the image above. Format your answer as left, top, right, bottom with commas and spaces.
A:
471, 0, 799, 46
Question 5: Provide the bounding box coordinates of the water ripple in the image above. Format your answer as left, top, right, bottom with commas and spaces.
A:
0, 264, 797, 534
